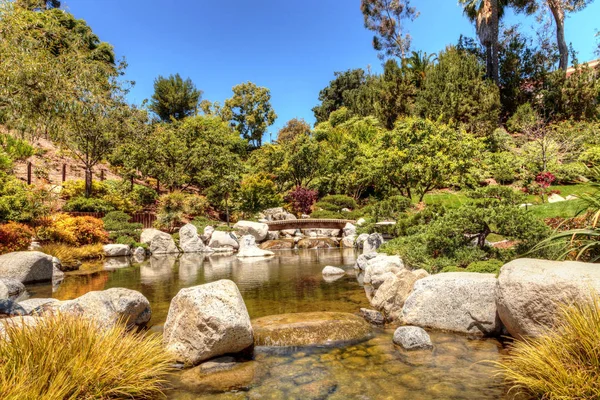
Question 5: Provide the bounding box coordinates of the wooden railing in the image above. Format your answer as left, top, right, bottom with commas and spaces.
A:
265, 219, 355, 232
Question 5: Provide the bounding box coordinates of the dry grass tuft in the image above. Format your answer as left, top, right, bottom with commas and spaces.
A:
498, 295, 600, 399
40, 243, 105, 269
0, 313, 173, 400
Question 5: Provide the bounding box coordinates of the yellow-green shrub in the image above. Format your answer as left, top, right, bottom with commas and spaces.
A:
0, 222, 34, 254
40, 243, 104, 267
0, 314, 172, 400
38, 214, 108, 246
498, 295, 600, 399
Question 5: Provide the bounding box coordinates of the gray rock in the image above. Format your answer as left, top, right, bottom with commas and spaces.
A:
360, 308, 385, 325
497, 258, 600, 338
343, 223, 356, 237
402, 272, 500, 336
371, 269, 429, 322
262, 207, 296, 221
393, 326, 433, 350
103, 244, 132, 257
56, 288, 151, 328
0, 251, 54, 283
18, 298, 60, 315
266, 231, 280, 241
234, 221, 269, 242
132, 246, 146, 263
341, 235, 356, 248
355, 253, 378, 271
355, 233, 370, 249
363, 233, 384, 254
0, 299, 27, 317
103, 256, 131, 270
236, 235, 274, 258
356, 218, 366, 226
362, 254, 404, 289
179, 223, 211, 253
0, 278, 25, 300
200, 226, 215, 243
140, 228, 179, 254
322, 266, 346, 276
208, 231, 239, 250
163, 280, 254, 366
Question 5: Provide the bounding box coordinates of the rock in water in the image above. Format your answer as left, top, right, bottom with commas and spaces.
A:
140, 229, 179, 254
322, 266, 346, 276
341, 235, 356, 248
233, 221, 270, 242
259, 240, 294, 250
497, 258, 600, 338
0, 278, 25, 301
343, 223, 356, 237
56, 288, 151, 328
179, 223, 211, 253
363, 233, 384, 254
163, 280, 253, 366
236, 235, 275, 258
0, 251, 54, 283
103, 244, 132, 257
208, 231, 239, 251
355, 233, 369, 249
252, 312, 372, 347
371, 269, 429, 322
360, 308, 385, 325
393, 326, 433, 350
402, 272, 500, 336
0, 299, 27, 317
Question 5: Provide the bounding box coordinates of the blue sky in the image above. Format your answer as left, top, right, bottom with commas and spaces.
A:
66, 0, 599, 140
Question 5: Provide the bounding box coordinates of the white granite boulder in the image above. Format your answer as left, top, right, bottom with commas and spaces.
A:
140, 229, 179, 254
179, 223, 211, 253
163, 280, 254, 366
233, 221, 269, 242
0, 251, 54, 283
371, 268, 429, 322
236, 235, 274, 258
208, 231, 239, 251
103, 244, 132, 257
393, 326, 433, 350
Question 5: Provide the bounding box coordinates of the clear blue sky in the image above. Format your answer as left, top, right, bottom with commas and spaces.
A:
66, 0, 599, 140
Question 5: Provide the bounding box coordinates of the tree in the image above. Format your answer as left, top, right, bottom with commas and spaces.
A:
277, 118, 311, 142
360, 0, 419, 59
312, 69, 370, 124
371, 59, 416, 129
238, 172, 281, 216
148, 74, 202, 122
459, 0, 504, 83
416, 46, 501, 136
377, 117, 483, 201
406, 50, 436, 88
222, 82, 276, 148
15, 0, 60, 9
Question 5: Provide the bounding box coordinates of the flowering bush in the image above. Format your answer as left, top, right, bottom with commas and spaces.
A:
0, 222, 34, 254
38, 214, 108, 246
284, 187, 318, 215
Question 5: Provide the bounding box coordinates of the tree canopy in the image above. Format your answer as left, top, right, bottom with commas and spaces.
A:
148, 74, 202, 122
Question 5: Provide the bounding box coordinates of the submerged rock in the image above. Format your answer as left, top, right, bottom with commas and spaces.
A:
402, 272, 500, 336
297, 238, 338, 249
497, 258, 600, 338
259, 240, 294, 250
252, 312, 372, 347
178, 358, 262, 393
360, 308, 385, 325
141, 229, 179, 255
234, 221, 269, 242
0, 251, 54, 283
163, 280, 253, 366
237, 235, 275, 258
393, 326, 433, 350
322, 266, 345, 276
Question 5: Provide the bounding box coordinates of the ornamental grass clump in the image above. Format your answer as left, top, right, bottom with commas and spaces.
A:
498, 295, 600, 399
0, 314, 173, 400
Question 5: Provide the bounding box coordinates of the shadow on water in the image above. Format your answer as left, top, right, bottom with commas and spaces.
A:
26, 248, 518, 399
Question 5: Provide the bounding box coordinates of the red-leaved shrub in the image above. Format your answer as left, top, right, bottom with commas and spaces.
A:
284, 187, 318, 216
0, 222, 34, 254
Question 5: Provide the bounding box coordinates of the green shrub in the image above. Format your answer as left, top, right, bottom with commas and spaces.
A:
314, 202, 341, 212
63, 197, 116, 213
452, 247, 488, 267
0, 176, 50, 223
486, 152, 521, 184
0, 134, 35, 161
370, 195, 411, 221
0, 313, 172, 399
102, 211, 142, 244
60, 180, 108, 200
311, 210, 343, 219
498, 295, 600, 399
553, 162, 588, 183
238, 172, 282, 216
319, 194, 357, 210
465, 259, 503, 274
154, 191, 210, 232
130, 184, 158, 206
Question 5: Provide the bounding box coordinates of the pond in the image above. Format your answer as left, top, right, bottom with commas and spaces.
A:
27, 249, 515, 399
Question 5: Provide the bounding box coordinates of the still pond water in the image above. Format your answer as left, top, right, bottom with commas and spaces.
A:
28, 249, 516, 399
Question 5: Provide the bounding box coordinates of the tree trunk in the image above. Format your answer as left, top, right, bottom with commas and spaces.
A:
84, 167, 93, 198
225, 194, 230, 228
548, 0, 568, 71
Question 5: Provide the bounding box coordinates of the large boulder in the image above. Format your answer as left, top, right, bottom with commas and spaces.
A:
355, 233, 369, 249
363, 233, 384, 254
402, 272, 501, 336
0, 278, 25, 301
393, 326, 433, 351
497, 258, 600, 338
0, 251, 54, 283
322, 266, 346, 276
179, 223, 211, 253
208, 231, 239, 251
236, 235, 274, 258
252, 312, 372, 347
343, 223, 356, 237
341, 235, 356, 248
163, 280, 253, 366
262, 207, 296, 221
371, 269, 429, 322
55, 288, 151, 328
362, 254, 404, 289
140, 229, 179, 255
233, 221, 269, 242
103, 244, 132, 257
0, 299, 27, 317
18, 298, 60, 315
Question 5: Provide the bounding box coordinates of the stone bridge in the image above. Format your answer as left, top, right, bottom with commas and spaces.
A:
266, 219, 355, 232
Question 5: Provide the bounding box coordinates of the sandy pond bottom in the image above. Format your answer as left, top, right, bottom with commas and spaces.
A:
27, 248, 516, 399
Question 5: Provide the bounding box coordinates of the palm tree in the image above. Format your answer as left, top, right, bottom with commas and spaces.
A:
406, 50, 437, 88
459, 0, 505, 84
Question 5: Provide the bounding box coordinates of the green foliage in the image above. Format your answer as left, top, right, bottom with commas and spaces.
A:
222, 82, 276, 148
370, 195, 411, 221
440, 259, 503, 274
485, 152, 522, 184
154, 191, 210, 232
277, 118, 311, 142
310, 210, 343, 219
312, 69, 370, 124
102, 211, 142, 244
506, 103, 537, 134
63, 197, 115, 213
0, 134, 34, 161
238, 173, 281, 216
61, 180, 157, 213
318, 195, 357, 210
416, 46, 501, 137
0, 313, 172, 400
0, 176, 50, 223
149, 73, 202, 122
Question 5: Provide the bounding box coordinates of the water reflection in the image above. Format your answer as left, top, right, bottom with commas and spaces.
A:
141, 255, 177, 285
